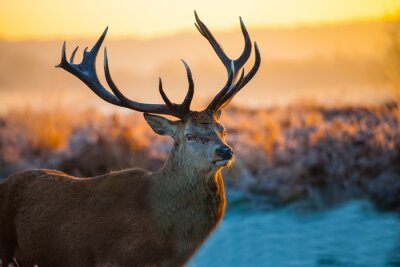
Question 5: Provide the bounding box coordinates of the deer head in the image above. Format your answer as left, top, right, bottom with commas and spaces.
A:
56, 11, 260, 174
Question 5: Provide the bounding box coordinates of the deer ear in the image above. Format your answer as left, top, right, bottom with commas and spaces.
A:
144, 113, 177, 136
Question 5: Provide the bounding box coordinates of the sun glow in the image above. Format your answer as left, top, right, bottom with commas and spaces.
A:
0, 0, 399, 40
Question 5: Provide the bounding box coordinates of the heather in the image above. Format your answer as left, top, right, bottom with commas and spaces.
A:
1, 102, 399, 210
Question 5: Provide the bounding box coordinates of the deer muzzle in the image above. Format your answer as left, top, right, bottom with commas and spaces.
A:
216, 146, 233, 160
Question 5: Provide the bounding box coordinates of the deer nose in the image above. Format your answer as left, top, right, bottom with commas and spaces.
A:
216, 146, 233, 160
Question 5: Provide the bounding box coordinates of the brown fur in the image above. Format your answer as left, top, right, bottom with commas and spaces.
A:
0, 111, 229, 267
1, 12, 261, 265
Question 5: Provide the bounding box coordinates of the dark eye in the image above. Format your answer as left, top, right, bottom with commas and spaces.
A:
201, 137, 210, 143
223, 131, 227, 136
185, 134, 196, 141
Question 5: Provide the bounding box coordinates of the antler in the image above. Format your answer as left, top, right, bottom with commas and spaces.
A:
55, 27, 194, 120
194, 11, 261, 112
56, 13, 260, 120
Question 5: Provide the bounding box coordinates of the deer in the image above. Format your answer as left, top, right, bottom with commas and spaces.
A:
0, 12, 260, 267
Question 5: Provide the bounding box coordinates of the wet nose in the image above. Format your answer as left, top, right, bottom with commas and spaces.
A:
216, 146, 233, 160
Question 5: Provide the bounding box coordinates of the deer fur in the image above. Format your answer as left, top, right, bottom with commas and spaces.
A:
0, 112, 228, 266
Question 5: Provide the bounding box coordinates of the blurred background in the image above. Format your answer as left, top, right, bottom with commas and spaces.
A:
1, 1, 400, 266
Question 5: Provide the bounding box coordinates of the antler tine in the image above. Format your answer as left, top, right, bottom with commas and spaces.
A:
156, 60, 194, 117
207, 61, 235, 110
180, 59, 194, 112
233, 42, 261, 91
217, 42, 261, 111
69, 46, 79, 64
194, 11, 230, 68
158, 78, 174, 110
216, 68, 245, 110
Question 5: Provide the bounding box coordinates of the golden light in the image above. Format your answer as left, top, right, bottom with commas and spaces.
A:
0, 0, 399, 40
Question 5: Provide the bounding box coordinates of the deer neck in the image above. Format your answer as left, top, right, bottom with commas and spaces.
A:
155, 146, 225, 197
151, 147, 226, 257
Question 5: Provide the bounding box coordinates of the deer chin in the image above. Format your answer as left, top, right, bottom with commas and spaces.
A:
213, 159, 232, 168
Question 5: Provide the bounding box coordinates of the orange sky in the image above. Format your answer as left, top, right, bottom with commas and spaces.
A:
0, 0, 399, 40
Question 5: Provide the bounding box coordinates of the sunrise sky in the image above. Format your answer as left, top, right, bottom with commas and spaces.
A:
0, 0, 399, 40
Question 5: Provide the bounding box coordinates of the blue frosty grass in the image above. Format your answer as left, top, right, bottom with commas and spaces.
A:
189, 201, 400, 267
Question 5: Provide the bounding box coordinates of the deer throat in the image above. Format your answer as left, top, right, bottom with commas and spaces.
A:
151, 170, 226, 262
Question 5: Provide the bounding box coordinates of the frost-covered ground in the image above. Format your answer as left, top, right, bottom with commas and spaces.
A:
189, 200, 400, 267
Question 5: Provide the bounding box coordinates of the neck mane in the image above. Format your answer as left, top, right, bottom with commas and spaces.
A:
150, 146, 226, 261
161, 146, 217, 187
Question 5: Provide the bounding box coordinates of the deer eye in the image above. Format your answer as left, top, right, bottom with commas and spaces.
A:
201, 137, 210, 143
185, 134, 196, 141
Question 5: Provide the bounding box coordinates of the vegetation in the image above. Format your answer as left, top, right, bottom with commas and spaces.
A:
1, 102, 399, 210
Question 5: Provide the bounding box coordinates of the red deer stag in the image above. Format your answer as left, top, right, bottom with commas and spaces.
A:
0, 12, 260, 267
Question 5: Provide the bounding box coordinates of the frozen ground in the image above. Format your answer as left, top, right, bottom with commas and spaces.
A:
189, 200, 400, 267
